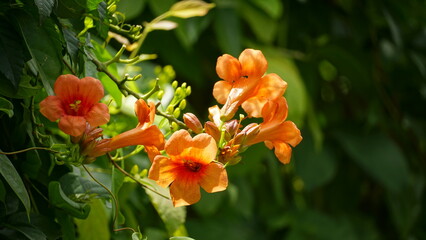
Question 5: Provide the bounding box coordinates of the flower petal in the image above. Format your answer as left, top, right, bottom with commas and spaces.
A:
199, 162, 228, 193
149, 156, 179, 188
242, 74, 287, 118
109, 125, 165, 151
54, 75, 80, 102
58, 115, 87, 136
212, 80, 232, 105
39, 96, 64, 121
78, 76, 105, 105
165, 130, 194, 157
145, 145, 161, 162
239, 49, 267, 79
180, 133, 217, 165
86, 103, 110, 128
216, 54, 241, 82
270, 141, 293, 164
169, 176, 201, 207
135, 99, 155, 128
261, 97, 288, 124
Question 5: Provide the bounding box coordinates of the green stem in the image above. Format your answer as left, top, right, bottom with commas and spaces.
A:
82, 164, 119, 229
0, 147, 59, 155
108, 153, 170, 200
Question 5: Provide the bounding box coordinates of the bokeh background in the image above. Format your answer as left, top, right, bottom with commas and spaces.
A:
117, 0, 426, 239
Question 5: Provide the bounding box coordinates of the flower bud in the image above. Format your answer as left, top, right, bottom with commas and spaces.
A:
178, 99, 187, 110
173, 108, 181, 118
185, 86, 192, 96
204, 121, 220, 142
235, 123, 260, 145
181, 82, 187, 88
171, 122, 179, 131
172, 80, 178, 89
225, 120, 240, 137
183, 113, 203, 134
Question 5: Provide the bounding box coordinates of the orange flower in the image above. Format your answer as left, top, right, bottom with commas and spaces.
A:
107, 99, 164, 159
39, 75, 110, 136
84, 99, 164, 162
246, 97, 302, 164
149, 130, 228, 207
213, 49, 287, 120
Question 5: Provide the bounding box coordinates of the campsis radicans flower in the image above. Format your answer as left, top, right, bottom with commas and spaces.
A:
76, 99, 165, 163
246, 97, 302, 164
39, 74, 110, 136
213, 49, 287, 120
149, 130, 228, 207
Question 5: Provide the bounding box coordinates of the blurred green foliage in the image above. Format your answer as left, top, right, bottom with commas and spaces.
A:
0, 0, 425, 239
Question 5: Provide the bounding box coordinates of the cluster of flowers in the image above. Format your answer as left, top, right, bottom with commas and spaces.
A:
39, 49, 302, 207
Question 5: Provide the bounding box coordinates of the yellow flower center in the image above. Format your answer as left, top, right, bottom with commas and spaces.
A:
69, 100, 82, 112
183, 159, 202, 172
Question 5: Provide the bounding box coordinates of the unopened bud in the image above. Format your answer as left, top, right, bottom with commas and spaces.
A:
226, 120, 239, 137
157, 90, 164, 99
171, 122, 179, 131
173, 108, 181, 118
178, 99, 187, 110
166, 105, 174, 114
183, 113, 203, 134
204, 121, 220, 142
238, 123, 260, 145
185, 86, 191, 96
172, 80, 178, 89
181, 82, 187, 88
175, 87, 183, 96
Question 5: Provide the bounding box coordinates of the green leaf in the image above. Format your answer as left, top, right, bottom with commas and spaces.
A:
55, 210, 76, 240
34, 0, 55, 18
250, 0, 283, 19
335, 132, 410, 193
0, 96, 14, 118
143, 178, 187, 236
0, 20, 25, 90
48, 181, 91, 219
241, 2, 277, 44
294, 136, 337, 191
54, 0, 87, 18
0, 152, 31, 217
213, 6, 242, 56
148, 0, 176, 15
87, 0, 103, 11
75, 199, 110, 240
261, 47, 308, 126
117, 0, 146, 21
5, 223, 47, 240
16, 12, 63, 95
90, 40, 123, 107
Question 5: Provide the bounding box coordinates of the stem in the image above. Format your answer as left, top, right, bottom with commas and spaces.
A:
82, 164, 119, 229
155, 103, 188, 130
0, 147, 60, 155
108, 153, 170, 200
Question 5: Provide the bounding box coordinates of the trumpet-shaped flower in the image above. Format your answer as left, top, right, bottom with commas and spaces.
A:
39, 75, 110, 136
149, 130, 228, 207
85, 99, 164, 161
107, 99, 164, 158
213, 49, 287, 120
246, 97, 302, 164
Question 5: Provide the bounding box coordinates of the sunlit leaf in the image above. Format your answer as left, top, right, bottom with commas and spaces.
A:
152, 20, 178, 31
75, 199, 110, 240
0, 152, 31, 217
90, 40, 123, 107
143, 178, 187, 236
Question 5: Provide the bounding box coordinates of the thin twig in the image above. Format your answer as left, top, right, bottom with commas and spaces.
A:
107, 153, 170, 200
